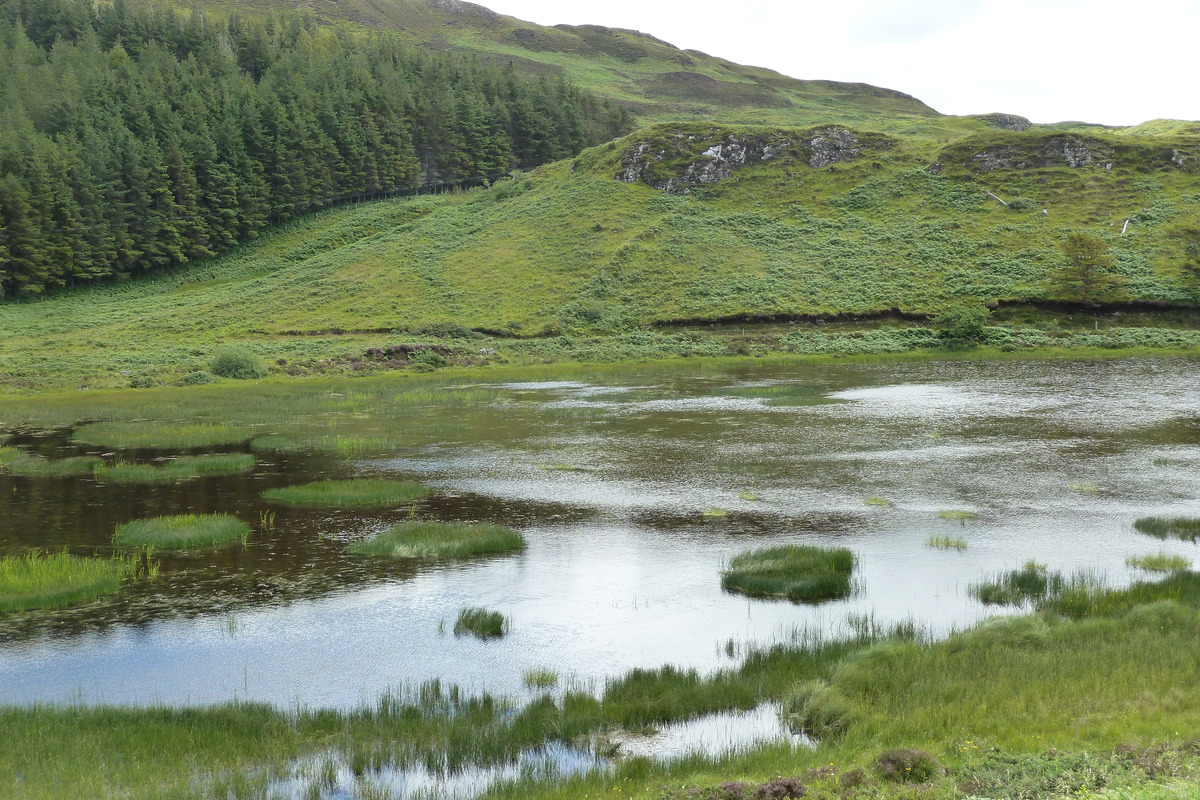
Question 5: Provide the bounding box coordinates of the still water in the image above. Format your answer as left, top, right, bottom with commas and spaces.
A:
0, 358, 1197, 708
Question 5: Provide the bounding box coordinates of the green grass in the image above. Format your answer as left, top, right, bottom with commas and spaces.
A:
522, 669, 559, 689
94, 454, 256, 483
722, 545, 855, 603
970, 561, 1065, 605
1133, 517, 1200, 541
926, 535, 967, 551
1126, 553, 1192, 573
0, 449, 102, 476
864, 497, 893, 507
114, 514, 251, 550
346, 522, 525, 560
938, 509, 978, 525
453, 607, 507, 639
262, 479, 429, 509
0, 551, 138, 612
72, 421, 252, 449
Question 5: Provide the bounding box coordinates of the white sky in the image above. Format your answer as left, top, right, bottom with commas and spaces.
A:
478, 0, 1199, 126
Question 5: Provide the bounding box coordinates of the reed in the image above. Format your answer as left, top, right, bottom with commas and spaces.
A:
453, 607, 507, 639
523, 669, 559, 689
722, 545, 855, 603
114, 514, 251, 550
1126, 553, 1191, 573
970, 561, 1064, 605
926, 535, 967, 551
347, 522, 525, 560
262, 479, 429, 508
0, 551, 138, 612
937, 510, 978, 525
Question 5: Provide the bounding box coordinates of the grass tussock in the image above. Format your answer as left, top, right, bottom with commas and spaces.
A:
864, 497, 893, 507
0, 448, 102, 477
72, 421, 251, 449
523, 669, 559, 689
0, 551, 138, 612
94, 454, 256, 483
937, 509, 978, 525
970, 561, 1065, 605
262, 479, 429, 508
1134, 517, 1200, 542
722, 545, 855, 603
1127, 553, 1192, 573
114, 514, 251, 550
453, 607, 507, 639
347, 522, 525, 560
926, 535, 968, 551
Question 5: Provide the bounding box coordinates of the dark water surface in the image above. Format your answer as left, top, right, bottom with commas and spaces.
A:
0, 358, 1197, 707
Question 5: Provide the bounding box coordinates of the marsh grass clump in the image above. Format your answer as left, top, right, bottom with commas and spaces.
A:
938, 509, 978, 525
1134, 517, 1200, 542
73, 421, 251, 449
262, 479, 429, 508
453, 607, 507, 639
926, 535, 967, 551
722, 545, 855, 603
0, 551, 138, 612
115, 514, 251, 550
864, 497, 892, 507
347, 522, 525, 560
875, 748, 941, 783
0, 452, 102, 477
970, 561, 1065, 605
94, 454, 256, 483
210, 347, 268, 380
1126, 553, 1191, 573
523, 669, 559, 689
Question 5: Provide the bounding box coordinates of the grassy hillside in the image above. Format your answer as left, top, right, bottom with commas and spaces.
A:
1, 120, 1197, 391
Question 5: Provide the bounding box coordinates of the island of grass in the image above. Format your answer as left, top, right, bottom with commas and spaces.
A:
1134, 517, 1200, 542
94, 454, 256, 484
970, 561, 1065, 606
72, 421, 251, 450
114, 514, 251, 550
347, 522, 525, 560
453, 607, 507, 639
0, 551, 138, 612
263, 479, 429, 509
0, 447, 102, 477
721, 544, 855, 603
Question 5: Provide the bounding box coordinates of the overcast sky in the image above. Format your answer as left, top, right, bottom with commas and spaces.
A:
479, 0, 1198, 126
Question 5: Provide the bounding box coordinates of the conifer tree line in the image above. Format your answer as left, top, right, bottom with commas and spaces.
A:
0, 0, 635, 297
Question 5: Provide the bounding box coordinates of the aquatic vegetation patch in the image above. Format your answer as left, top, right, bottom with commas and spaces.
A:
114, 514, 251, 550
523, 669, 559, 689
262, 479, 429, 508
453, 607, 507, 639
1134, 517, 1200, 542
94, 454, 256, 483
1126, 553, 1192, 573
863, 497, 892, 507
347, 522, 525, 560
938, 509, 978, 525
926, 535, 967, 551
0, 451, 102, 477
72, 421, 252, 449
722, 545, 855, 603
970, 561, 1065, 605
713, 383, 834, 407
0, 551, 138, 612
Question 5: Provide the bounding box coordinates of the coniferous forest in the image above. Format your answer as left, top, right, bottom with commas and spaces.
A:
0, 0, 634, 297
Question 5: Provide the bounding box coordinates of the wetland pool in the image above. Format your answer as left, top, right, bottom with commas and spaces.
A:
0, 357, 1198, 709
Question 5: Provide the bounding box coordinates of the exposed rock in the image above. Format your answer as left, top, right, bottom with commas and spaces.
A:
617, 126, 874, 194
426, 0, 499, 19
967, 135, 1113, 171
973, 113, 1034, 132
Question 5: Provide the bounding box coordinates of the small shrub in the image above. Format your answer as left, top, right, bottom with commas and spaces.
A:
409, 350, 449, 372
932, 304, 990, 343
1007, 197, 1039, 211
754, 777, 806, 799
454, 607, 506, 639
176, 371, 216, 386
210, 347, 268, 380
875, 748, 940, 783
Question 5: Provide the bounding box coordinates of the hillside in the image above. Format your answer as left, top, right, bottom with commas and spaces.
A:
2, 119, 1198, 391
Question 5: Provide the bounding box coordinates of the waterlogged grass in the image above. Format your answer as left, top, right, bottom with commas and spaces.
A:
0, 450, 102, 477
453, 607, 507, 639
722, 545, 855, 603
1134, 517, 1200, 541
926, 535, 967, 551
347, 522, 525, 560
938, 509, 978, 525
94, 454, 256, 484
971, 561, 1065, 605
114, 514, 251, 550
523, 669, 559, 689
1127, 554, 1192, 573
72, 421, 252, 449
262, 479, 429, 509
0, 551, 138, 612
864, 497, 892, 507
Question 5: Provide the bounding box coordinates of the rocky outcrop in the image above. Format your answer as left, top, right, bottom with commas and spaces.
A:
972, 113, 1034, 132
961, 135, 1115, 171
617, 126, 878, 194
